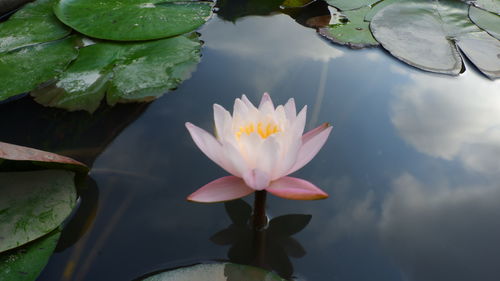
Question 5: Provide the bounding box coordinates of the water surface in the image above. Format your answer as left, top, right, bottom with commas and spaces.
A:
2, 11, 500, 281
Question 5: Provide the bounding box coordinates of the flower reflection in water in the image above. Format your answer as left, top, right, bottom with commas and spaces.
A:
211, 199, 311, 279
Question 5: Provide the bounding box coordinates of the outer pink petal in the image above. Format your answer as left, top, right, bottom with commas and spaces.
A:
288, 123, 332, 174
243, 168, 271, 190
185, 122, 238, 176
266, 177, 328, 200
187, 176, 255, 203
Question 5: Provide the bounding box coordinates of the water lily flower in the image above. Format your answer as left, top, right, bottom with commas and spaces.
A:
186, 93, 332, 202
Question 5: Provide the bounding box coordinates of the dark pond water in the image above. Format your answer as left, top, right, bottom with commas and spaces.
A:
2, 7, 500, 281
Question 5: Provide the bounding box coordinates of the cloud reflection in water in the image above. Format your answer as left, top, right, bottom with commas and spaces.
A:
391, 70, 500, 174
202, 15, 343, 94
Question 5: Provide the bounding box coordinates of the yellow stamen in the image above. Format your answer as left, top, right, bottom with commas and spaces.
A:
235, 122, 280, 139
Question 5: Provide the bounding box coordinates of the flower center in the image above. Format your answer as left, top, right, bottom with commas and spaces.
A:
235, 122, 280, 139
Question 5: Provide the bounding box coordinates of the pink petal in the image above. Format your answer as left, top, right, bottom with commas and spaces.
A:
266, 177, 328, 200
187, 176, 255, 203
303, 122, 331, 143
288, 123, 332, 174
243, 169, 270, 190
185, 122, 239, 176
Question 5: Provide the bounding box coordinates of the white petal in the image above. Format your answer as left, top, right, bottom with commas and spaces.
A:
258, 92, 275, 114
243, 168, 271, 190
257, 137, 280, 178
241, 94, 258, 110
233, 98, 249, 121
273, 136, 301, 179
214, 104, 231, 140
186, 122, 238, 176
221, 140, 250, 177
238, 132, 262, 168
284, 98, 297, 120
292, 105, 307, 137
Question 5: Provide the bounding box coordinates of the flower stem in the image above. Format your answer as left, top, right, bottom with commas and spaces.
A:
252, 190, 267, 230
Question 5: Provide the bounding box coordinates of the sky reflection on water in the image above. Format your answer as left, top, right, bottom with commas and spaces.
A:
1, 9, 499, 281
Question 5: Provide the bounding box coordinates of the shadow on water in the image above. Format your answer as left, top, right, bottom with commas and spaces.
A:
215, 0, 283, 22
212, 199, 311, 279
0, 96, 150, 166
216, 0, 331, 30
55, 176, 99, 252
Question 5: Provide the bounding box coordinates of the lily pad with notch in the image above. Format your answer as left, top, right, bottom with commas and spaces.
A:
469, 5, 500, 40
318, 6, 379, 49
32, 33, 202, 113
53, 0, 214, 41
0, 0, 71, 54
370, 0, 500, 79
473, 0, 499, 15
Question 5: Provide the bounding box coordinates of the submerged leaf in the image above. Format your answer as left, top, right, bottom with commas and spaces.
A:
53, 0, 214, 41
318, 6, 379, 48
469, 6, 500, 40
32, 33, 202, 112
139, 263, 286, 281
325, 0, 378, 11
0, 36, 79, 102
0, 170, 76, 253
0, 230, 60, 281
370, 0, 500, 78
0, 0, 71, 53
281, 0, 316, 8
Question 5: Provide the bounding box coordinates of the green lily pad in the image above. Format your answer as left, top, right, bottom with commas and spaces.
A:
318, 6, 379, 48
281, 0, 316, 8
469, 6, 500, 40
0, 141, 88, 174
370, 0, 500, 79
325, 0, 378, 11
474, 0, 500, 14
53, 0, 214, 41
0, 36, 79, 102
364, 0, 418, 21
140, 263, 286, 281
0, 230, 60, 281
32, 33, 202, 113
0, 0, 71, 53
0, 170, 77, 253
